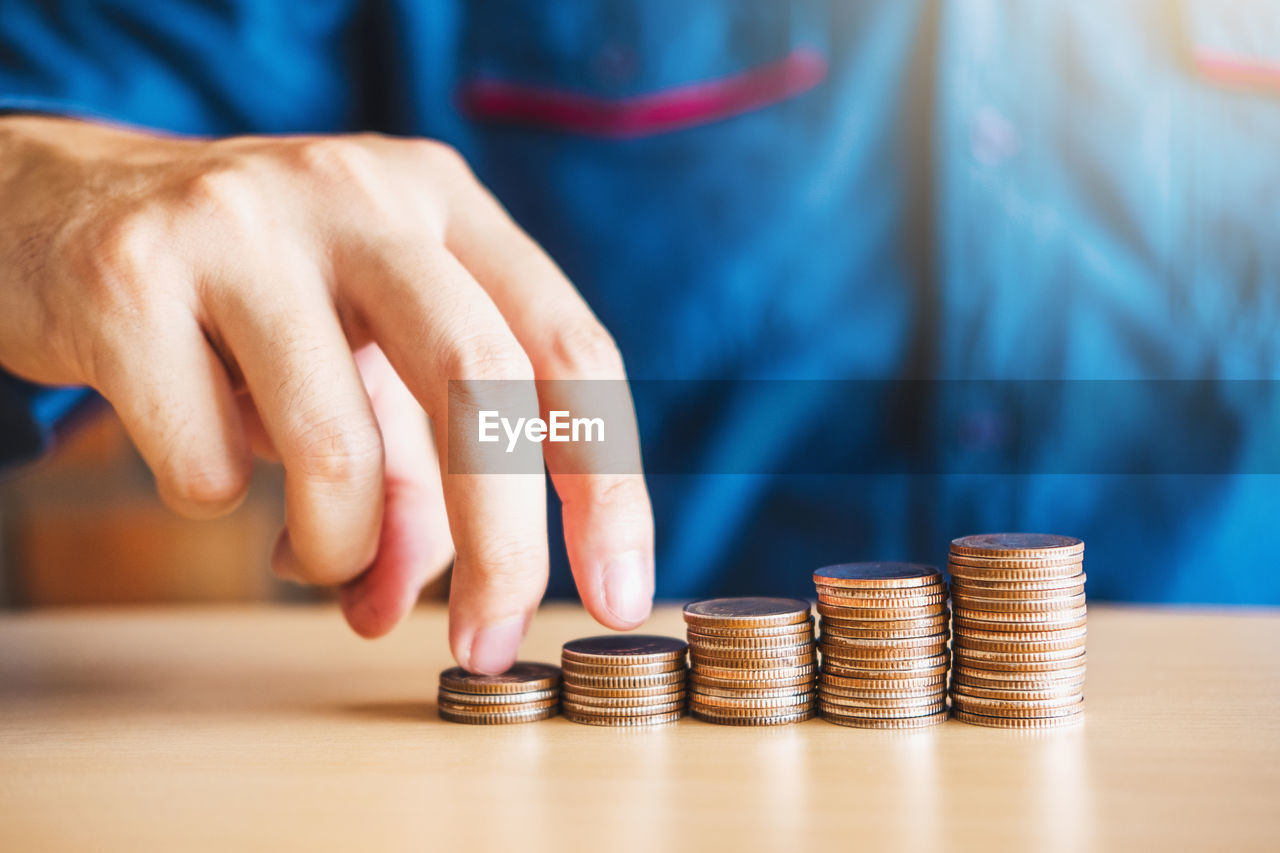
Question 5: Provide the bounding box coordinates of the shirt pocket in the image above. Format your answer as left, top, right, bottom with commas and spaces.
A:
1177, 0, 1280, 372
455, 0, 827, 138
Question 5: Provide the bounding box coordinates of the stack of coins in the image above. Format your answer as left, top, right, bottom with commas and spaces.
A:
814, 563, 951, 728
560, 636, 688, 727
684, 597, 817, 726
437, 662, 562, 724
949, 533, 1086, 729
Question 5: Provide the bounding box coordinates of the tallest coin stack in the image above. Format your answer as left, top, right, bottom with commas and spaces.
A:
948, 533, 1087, 729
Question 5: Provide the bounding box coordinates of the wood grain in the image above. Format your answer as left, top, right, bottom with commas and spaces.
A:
1, 604, 1277, 852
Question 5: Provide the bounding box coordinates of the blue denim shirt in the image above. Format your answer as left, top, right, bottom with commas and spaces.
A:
2, 0, 1277, 603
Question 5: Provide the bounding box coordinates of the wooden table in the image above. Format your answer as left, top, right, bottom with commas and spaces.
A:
2, 604, 1278, 851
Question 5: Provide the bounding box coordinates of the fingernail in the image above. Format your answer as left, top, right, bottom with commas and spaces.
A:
602, 549, 653, 626
467, 616, 525, 675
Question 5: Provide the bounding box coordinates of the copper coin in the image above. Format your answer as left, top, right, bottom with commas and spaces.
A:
816, 601, 948, 621
953, 615, 1087, 634
950, 572, 1087, 592
820, 644, 950, 663
689, 641, 816, 660
691, 708, 816, 726
687, 631, 815, 651
950, 533, 1084, 559
952, 624, 1087, 642
563, 709, 684, 727
947, 555, 1084, 571
821, 708, 948, 729
683, 597, 811, 628
952, 665, 1087, 684
951, 697, 1084, 718
690, 650, 816, 669
950, 581, 1085, 600
950, 693, 1083, 713
690, 670, 817, 690
953, 634, 1086, 653
561, 681, 686, 699
823, 652, 949, 672
952, 645, 1085, 664
689, 683, 812, 700
562, 698, 684, 716
813, 562, 942, 588
689, 692, 815, 710
952, 708, 1083, 729
950, 682, 1083, 702
954, 652, 1086, 673
813, 581, 946, 599
437, 687, 559, 706
439, 706, 559, 725
820, 672, 947, 692
818, 700, 947, 719
561, 635, 688, 665
558, 668, 688, 689
819, 655, 952, 676
817, 590, 949, 609
820, 683, 946, 701
819, 630, 949, 648
439, 662, 561, 694
818, 691, 944, 710
561, 690, 686, 709
951, 593, 1087, 613
438, 697, 559, 716
684, 618, 816, 639
948, 563, 1084, 582
560, 658, 687, 678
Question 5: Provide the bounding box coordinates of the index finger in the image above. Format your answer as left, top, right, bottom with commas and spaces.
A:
444, 178, 655, 630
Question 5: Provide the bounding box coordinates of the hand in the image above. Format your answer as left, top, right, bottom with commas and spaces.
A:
0, 115, 654, 672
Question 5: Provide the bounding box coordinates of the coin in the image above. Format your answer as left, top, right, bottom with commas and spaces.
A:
689, 692, 815, 710
690, 670, 818, 690
952, 645, 1085, 664
813, 562, 943, 588
951, 697, 1083, 718
820, 708, 949, 729
819, 612, 949, 630
687, 683, 811, 700
824, 652, 949, 672
439, 662, 561, 694
953, 615, 1087, 633
950, 573, 1087, 592
952, 664, 1087, 684
438, 687, 559, 706
950, 693, 1083, 712
561, 689, 686, 708
561, 635, 688, 665
439, 706, 560, 725
691, 708, 816, 726
438, 697, 560, 716
951, 682, 1084, 701
820, 682, 946, 700
690, 650, 816, 669
560, 681, 687, 699
950, 593, 1086, 613
817, 591, 949, 609
816, 601, 948, 621
688, 631, 816, 651
819, 630, 949, 648
948, 563, 1084, 582
560, 658, 686, 677
689, 641, 816, 659
949, 533, 1084, 559
554, 668, 687, 690
562, 708, 684, 727
818, 700, 946, 719
562, 698, 685, 716
684, 619, 816, 639
953, 625, 1087, 643
817, 691, 943, 709
951, 708, 1083, 729
819, 672, 948, 691
683, 597, 812, 628
950, 581, 1085, 600
811, 582, 946, 599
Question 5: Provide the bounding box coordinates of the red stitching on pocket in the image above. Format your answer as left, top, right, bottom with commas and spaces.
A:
459, 47, 828, 138
1195, 51, 1280, 93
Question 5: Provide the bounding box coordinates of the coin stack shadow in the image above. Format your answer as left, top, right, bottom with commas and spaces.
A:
684, 597, 817, 725
948, 533, 1087, 729
560, 636, 689, 727
814, 563, 951, 728
437, 662, 562, 724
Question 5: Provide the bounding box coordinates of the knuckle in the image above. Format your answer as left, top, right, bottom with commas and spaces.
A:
289, 137, 380, 186
291, 412, 385, 485
543, 320, 624, 377
177, 166, 259, 229
468, 539, 545, 592
407, 137, 470, 176
442, 333, 534, 383
161, 453, 251, 516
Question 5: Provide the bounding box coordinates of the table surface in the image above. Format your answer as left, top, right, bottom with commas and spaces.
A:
1, 603, 1278, 852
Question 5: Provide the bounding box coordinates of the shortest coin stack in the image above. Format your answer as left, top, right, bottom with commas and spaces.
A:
684, 597, 817, 726
560, 636, 689, 726
815, 563, 951, 729
949, 533, 1087, 729
437, 662, 562, 724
